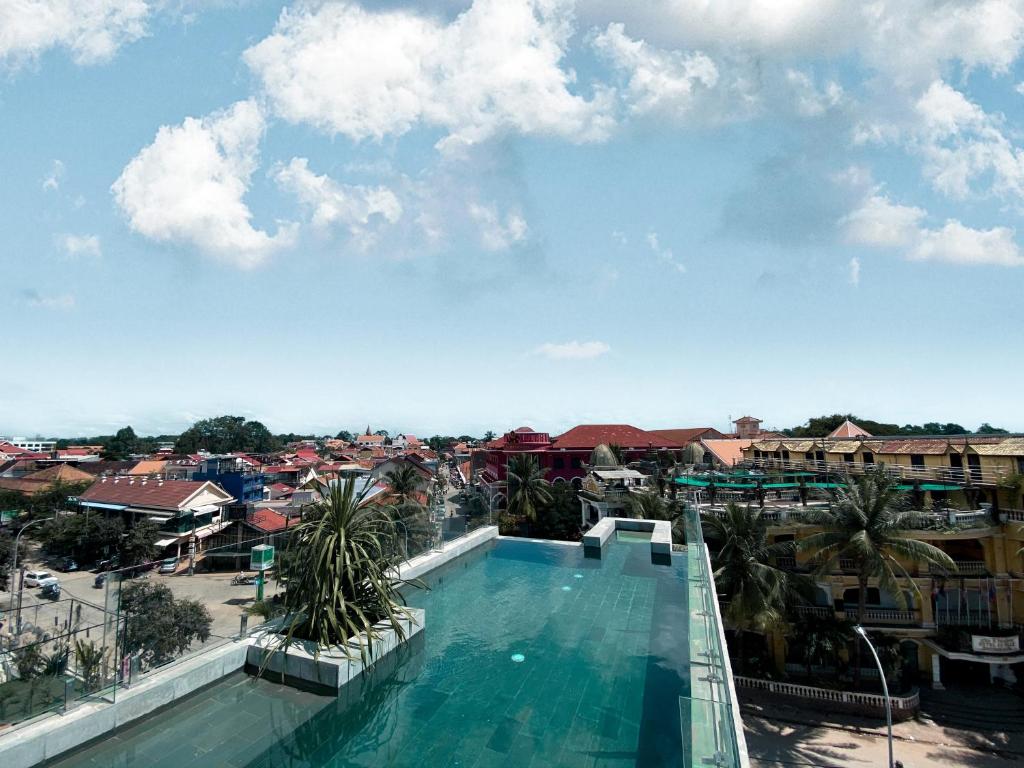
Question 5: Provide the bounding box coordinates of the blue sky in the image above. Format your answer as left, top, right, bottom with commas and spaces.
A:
2, 1, 1024, 437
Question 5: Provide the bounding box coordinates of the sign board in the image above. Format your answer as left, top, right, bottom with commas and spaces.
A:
250, 544, 275, 572
971, 635, 1021, 654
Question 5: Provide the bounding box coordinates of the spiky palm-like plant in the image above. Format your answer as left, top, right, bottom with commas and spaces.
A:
702, 503, 810, 673
789, 613, 853, 680
506, 454, 552, 524
798, 467, 955, 686
278, 477, 418, 661
73, 639, 107, 693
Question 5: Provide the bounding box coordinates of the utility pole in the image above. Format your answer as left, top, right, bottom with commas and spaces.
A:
855, 625, 894, 768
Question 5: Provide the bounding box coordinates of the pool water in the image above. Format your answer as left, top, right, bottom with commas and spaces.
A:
50, 536, 692, 768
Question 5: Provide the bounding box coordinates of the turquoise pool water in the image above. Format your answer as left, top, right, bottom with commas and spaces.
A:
50, 534, 692, 767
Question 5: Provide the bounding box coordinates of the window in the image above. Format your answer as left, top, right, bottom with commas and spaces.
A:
843, 453, 854, 464
1017, 457, 1024, 475
911, 454, 925, 469
552, 457, 564, 470
862, 452, 874, 465
815, 451, 825, 463
781, 450, 790, 461
571, 457, 582, 469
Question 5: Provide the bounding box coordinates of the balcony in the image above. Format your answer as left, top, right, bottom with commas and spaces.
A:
746, 456, 1010, 487
927, 560, 988, 576
792, 605, 832, 618
842, 608, 919, 625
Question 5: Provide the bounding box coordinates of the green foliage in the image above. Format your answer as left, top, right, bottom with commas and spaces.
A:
335, 430, 354, 442
701, 503, 812, 673
13, 644, 44, 681
73, 639, 107, 692
788, 613, 854, 679
174, 415, 280, 454
483, 430, 496, 442
276, 478, 419, 658
506, 454, 552, 524
104, 426, 139, 459
625, 487, 685, 543
425, 435, 456, 452
383, 463, 426, 505
23, 481, 91, 521
0, 532, 17, 590
118, 520, 158, 566
39, 514, 123, 563
784, 414, 1008, 438
607, 443, 625, 464
119, 582, 212, 667
531, 482, 581, 541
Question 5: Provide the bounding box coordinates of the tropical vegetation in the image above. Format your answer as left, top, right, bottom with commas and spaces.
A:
276, 478, 418, 660
120, 581, 213, 668
505, 454, 552, 527
701, 503, 811, 674
798, 467, 956, 685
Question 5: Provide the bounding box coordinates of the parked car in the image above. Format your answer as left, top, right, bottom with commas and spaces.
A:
40, 580, 61, 599
158, 557, 178, 574
57, 557, 79, 572
96, 555, 120, 572
24, 570, 55, 587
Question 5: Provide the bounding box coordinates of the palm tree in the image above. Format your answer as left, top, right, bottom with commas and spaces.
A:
789, 613, 853, 680
506, 454, 552, 525
383, 463, 425, 506
798, 467, 955, 686
626, 487, 685, 544
702, 503, 810, 674
275, 477, 418, 662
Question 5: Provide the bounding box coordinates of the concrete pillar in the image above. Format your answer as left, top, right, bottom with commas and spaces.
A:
920, 585, 936, 628
931, 652, 944, 690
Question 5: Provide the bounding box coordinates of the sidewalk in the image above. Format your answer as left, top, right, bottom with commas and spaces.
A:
742, 696, 1024, 768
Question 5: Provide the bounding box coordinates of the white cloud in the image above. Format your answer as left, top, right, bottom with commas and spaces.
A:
592, 23, 717, 118
244, 0, 614, 151
646, 231, 686, 273
842, 192, 1024, 267
785, 69, 843, 117
848, 256, 860, 286
60, 233, 102, 258
42, 159, 64, 191
580, 1, 1024, 84
910, 220, 1024, 266
912, 80, 1024, 201
21, 289, 75, 310
0, 0, 151, 66
468, 202, 528, 251
274, 157, 402, 247
611, 229, 628, 245
841, 194, 925, 248
111, 100, 296, 268
534, 340, 610, 360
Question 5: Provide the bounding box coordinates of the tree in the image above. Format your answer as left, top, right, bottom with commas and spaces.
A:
39, 514, 123, 564
26, 480, 90, 520
532, 482, 581, 541
607, 444, 625, 465
119, 582, 212, 667
483, 430, 496, 442
275, 478, 416, 659
104, 426, 139, 460
374, 429, 390, 438
0, 531, 18, 591
701, 503, 810, 674
335, 430, 354, 442
119, 521, 158, 566
506, 454, 552, 525
174, 415, 280, 454
798, 468, 955, 686
383, 463, 425, 506
788, 613, 853, 679
976, 423, 1009, 434
626, 487, 685, 543
74, 639, 108, 693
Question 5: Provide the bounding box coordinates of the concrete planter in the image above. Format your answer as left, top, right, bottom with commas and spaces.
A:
246, 607, 425, 692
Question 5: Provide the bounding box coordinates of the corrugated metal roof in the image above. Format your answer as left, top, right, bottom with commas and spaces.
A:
970, 438, 1024, 456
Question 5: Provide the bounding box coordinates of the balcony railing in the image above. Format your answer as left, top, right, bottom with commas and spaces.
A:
746, 456, 1009, 487
928, 560, 988, 576
842, 608, 919, 624
792, 605, 832, 618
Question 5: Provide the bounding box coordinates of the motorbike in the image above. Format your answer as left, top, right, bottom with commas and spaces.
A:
231, 573, 256, 586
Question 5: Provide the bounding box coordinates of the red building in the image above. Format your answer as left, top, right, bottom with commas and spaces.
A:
479, 424, 682, 487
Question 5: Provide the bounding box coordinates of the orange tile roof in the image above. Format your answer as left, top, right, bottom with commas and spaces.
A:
701, 439, 752, 467
553, 424, 678, 450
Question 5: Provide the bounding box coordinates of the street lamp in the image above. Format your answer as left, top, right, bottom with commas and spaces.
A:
854, 625, 894, 768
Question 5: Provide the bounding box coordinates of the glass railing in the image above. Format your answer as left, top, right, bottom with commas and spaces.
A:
681, 502, 744, 767
1, 596, 119, 729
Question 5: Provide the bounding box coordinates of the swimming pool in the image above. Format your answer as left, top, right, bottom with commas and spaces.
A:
49, 533, 712, 767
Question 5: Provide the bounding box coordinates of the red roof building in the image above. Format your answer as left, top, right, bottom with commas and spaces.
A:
482, 424, 682, 484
